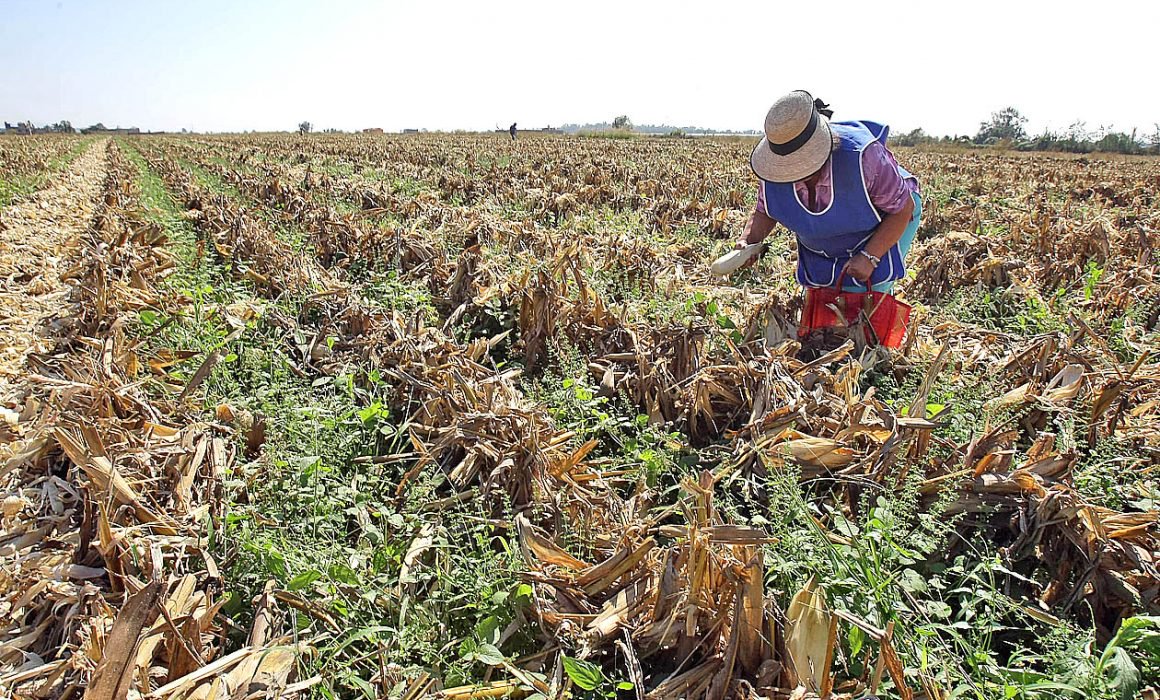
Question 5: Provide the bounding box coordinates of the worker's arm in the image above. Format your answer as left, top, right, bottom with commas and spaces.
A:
736, 208, 777, 249
842, 194, 915, 282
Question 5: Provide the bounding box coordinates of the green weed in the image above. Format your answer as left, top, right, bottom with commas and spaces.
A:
125, 142, 536, 697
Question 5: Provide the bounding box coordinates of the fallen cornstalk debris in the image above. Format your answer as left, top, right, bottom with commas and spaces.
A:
1, 143, 298, 698
4, 132, 1157, 698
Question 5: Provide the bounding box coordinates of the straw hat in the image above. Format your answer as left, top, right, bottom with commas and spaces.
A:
750, 90, 834, 183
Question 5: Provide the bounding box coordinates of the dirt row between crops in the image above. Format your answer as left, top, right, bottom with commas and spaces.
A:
0, 139, 108, 402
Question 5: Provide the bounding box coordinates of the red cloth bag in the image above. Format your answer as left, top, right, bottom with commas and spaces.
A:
798, 274, 912, 348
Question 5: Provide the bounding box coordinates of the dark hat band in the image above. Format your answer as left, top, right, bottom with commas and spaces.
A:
767, 107, 818, 156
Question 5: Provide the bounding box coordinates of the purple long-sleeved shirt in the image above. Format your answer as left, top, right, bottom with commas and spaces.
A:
754, 140, 919, 219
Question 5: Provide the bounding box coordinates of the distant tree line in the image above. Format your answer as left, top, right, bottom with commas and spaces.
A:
2, 120, 77, 134
893, 107, 1160, 155
1, 120, 153, 135
561, 116, 760, 136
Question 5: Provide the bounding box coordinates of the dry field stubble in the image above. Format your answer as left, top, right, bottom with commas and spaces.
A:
1, 132, 1158, 699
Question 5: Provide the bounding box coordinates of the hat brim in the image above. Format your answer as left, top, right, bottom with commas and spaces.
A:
750, 117, 833, 183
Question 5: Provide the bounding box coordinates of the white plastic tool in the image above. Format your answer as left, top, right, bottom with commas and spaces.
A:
710, 243, 762, 276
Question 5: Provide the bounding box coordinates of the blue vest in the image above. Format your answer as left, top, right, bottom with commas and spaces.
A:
762, 120, 915, 288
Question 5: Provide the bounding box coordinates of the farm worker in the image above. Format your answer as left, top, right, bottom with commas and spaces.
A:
509, 123, 517, 141
737, 90, 921, 292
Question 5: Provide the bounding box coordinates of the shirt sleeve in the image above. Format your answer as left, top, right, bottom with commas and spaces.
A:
754, 183, 779, 224
862, 141, 915, 215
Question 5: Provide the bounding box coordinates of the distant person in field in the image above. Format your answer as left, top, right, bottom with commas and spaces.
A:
737, 90, 921, 292
509, 123, 517, 141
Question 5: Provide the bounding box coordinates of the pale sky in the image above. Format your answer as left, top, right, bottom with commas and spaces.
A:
2, 0, 1157, 137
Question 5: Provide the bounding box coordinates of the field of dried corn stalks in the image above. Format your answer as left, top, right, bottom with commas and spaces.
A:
1, 133, 1157, 700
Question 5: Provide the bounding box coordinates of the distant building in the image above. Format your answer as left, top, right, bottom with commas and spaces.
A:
1, 121, 83, 135
2, 121, 39, 135
402, 129, 419, 134
81, 124, 141, 135
362, 127, 384, 134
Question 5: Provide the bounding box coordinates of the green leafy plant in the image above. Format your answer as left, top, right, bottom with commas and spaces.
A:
560, 656, 633, 698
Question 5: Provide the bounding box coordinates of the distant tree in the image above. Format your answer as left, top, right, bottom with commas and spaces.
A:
1094, 127, 1142, 155
893, 127, 931, 147
298, 121, 313, 135
612, 115, 632, 130
1150, 124, 1160, 155
1057, 121, 1092, 153
1022, 126, 1060, 152
975, 107, 1028, 144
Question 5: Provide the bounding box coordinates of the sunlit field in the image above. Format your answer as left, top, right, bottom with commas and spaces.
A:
2, 131, 1158, 699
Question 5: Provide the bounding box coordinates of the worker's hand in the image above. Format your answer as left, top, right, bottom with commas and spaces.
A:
842, 254, 876, 285
734, 239, 764, 269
